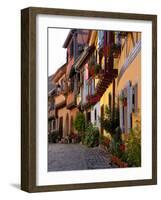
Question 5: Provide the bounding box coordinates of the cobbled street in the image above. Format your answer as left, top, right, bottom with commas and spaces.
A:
48, 143, 114, 171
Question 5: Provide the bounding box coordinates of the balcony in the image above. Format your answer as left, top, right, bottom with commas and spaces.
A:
95, 69, 118, 97
56, 82, 68, 96
55, 99, 66, 109
88, 63, 102, 78
66, 92, 76, 109
54, 94, 66, 111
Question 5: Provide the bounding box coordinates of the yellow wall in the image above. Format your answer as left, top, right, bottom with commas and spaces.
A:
90, 31, 141, 136
117, 32, 141, 129
117, 52, 141, 128
118, 32, 141, 71
89, 31, 97, 46
100, 84, 113, 138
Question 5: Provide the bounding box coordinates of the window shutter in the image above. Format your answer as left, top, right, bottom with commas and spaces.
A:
92, 79, 95, 95
119, 91, 124, 132
132, 86, 135, 112
132, 83, 138, 113
127, 81, 132, 132
135, 83, 138, 112
83, 71, 86, 103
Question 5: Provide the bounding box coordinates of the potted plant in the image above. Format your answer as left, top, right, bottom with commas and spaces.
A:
84, 123, 99, 147
73, 112, 85, 133
125, 121, 141, 167
110, 140, 128, 168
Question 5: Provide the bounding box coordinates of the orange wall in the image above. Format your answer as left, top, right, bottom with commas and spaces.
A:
67, 92, 75, 105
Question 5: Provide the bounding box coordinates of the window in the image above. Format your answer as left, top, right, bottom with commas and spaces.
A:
80, 71, 83, 85
132, 83, 138, 113
94, 109, 97, 121
92, 78, 95, 95
136, 33, 139, 43
56, 84, 61, 94
108, 93, 112, 110
98, 30, 104, 49
77, 44, 84, 56
101, 105, 104, 134
115, 32, 121, 46
61, 79, 64, 91
52, 119, 56, 130
71, 116, 73, 133
86, 112, 91, 123
95, 50, 98, 63
70, 77, 74, 92
70, 40, 73, 58
66, 51, 68, 63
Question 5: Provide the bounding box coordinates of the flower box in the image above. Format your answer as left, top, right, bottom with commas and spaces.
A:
86, 94, 100, 105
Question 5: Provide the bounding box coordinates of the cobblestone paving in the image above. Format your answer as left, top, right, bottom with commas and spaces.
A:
48, 144, 114, 172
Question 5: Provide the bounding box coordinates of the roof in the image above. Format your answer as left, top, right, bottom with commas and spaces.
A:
51, 63, 67, 83
63, 29, 76, 48
48, 75, 56, 94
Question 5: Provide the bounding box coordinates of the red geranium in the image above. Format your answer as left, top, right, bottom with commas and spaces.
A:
119, 144, 125, 152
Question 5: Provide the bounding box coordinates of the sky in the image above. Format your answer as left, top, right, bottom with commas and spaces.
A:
48, 28, 70, 76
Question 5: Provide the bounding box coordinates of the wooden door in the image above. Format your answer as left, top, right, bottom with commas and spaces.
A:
59, 117, 63, 139
101, 105, 104, 134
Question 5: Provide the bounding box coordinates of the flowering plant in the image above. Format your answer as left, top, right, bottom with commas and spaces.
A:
119, 144, 125, 152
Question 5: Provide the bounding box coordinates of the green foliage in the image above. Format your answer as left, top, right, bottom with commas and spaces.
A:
73, 112, 86, 134
100, 106, 120, 138
110, 122, 141, 167
126, 122, 141, 167
99, 134, 110, 147
84, 123, 99, 147
111, 140, 121, 157
99, 134, 104, 145
114, 127, 122, 142
110, 139, 128, 163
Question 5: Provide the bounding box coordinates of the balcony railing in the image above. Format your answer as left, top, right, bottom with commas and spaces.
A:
95, 69, 118, 97
55, 99, 66, 109
88, 63, 102, 78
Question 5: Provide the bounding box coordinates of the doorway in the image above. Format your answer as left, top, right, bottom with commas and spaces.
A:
59, 117, 63, 139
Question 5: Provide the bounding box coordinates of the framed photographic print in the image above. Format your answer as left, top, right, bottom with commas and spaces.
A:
21, 7, 157, 192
